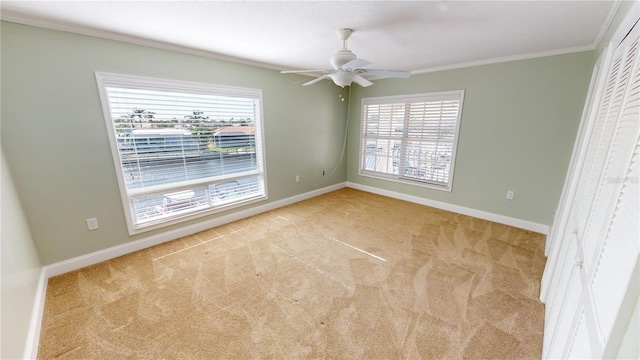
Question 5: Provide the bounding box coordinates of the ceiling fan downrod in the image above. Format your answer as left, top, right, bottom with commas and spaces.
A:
331, 28, 356, 70
337, 28, 353, 48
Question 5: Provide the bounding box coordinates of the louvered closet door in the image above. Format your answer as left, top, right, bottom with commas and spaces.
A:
542, 48, 622, 357
543, 18, 640, 359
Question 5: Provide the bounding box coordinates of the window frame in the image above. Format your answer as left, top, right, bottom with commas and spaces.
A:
359, 90, 465, 191
95, 72, 268, 235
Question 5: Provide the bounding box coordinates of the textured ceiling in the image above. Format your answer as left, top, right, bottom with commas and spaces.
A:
1, 1, 619, 74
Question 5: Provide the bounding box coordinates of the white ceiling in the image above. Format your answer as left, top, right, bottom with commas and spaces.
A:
1, 1, 619, 74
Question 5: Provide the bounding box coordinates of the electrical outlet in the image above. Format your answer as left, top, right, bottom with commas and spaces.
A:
86, 217, 99, 230
506, 191, 515, 200
295, 175, 300, 183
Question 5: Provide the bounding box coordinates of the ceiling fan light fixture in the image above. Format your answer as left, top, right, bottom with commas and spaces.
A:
329, 71, 354, 87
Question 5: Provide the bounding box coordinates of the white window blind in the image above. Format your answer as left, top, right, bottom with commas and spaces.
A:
360, 91, 464, 190
96, 73, 266, 234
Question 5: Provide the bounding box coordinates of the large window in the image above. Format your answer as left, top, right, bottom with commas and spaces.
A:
96, 73, 266, 234
360, 91, 464, 191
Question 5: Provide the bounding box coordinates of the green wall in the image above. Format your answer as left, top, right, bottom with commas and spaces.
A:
1, 147, 42, 359
2, 20, 595, 265
346, 52, 594, 226
1, 22, 348, 265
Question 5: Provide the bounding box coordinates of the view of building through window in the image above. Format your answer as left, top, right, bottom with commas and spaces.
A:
96, 73, 266, 233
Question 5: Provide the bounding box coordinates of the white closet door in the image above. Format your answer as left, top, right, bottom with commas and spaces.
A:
569, 142, 639, 358
541, 46, 611, 286
542, 14, 640, 359
567, 32, 639, 358
542, 50, 622, 353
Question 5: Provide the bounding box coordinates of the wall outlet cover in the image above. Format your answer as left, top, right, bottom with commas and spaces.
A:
86, 217, 99, 230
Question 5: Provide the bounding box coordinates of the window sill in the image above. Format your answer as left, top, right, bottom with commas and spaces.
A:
127, 193, 268, 235
358, 170, 452, 192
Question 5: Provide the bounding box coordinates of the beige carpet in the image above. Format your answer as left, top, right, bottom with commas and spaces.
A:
37, 188, 546, 359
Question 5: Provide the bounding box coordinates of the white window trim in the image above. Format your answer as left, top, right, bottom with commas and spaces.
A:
358, 90, 465, 192
95, 72, 268, 235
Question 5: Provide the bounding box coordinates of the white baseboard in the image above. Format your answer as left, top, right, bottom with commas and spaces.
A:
25, 182, 345, 360
44, 182, 347, 278
44, 180, 548, 278
23, 268, 48, 360
346, 182, 550, 235
27, 180, 548, 358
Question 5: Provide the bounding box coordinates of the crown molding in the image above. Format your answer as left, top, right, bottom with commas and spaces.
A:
593, 0, 623, 49
411, 1, 620, 75
1, 5, 618, 77
411, 44, 596, 75
0, 10, 284, 73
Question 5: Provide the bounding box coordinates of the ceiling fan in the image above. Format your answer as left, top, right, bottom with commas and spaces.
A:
281, 28, 411, 88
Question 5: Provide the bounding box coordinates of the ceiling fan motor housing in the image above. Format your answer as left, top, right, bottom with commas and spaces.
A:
331, 49, 357, 69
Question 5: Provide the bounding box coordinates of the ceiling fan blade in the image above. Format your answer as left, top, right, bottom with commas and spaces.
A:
281, 70, 327, 74
363, 69, 412, 78
282, 30, 411, 88
352, 75, 374, 87
341, 58, 371, 70
302, 75, 329, 86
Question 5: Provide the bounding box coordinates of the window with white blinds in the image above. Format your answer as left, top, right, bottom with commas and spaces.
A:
360, 91, 464, 191
96, 73, 266, 234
